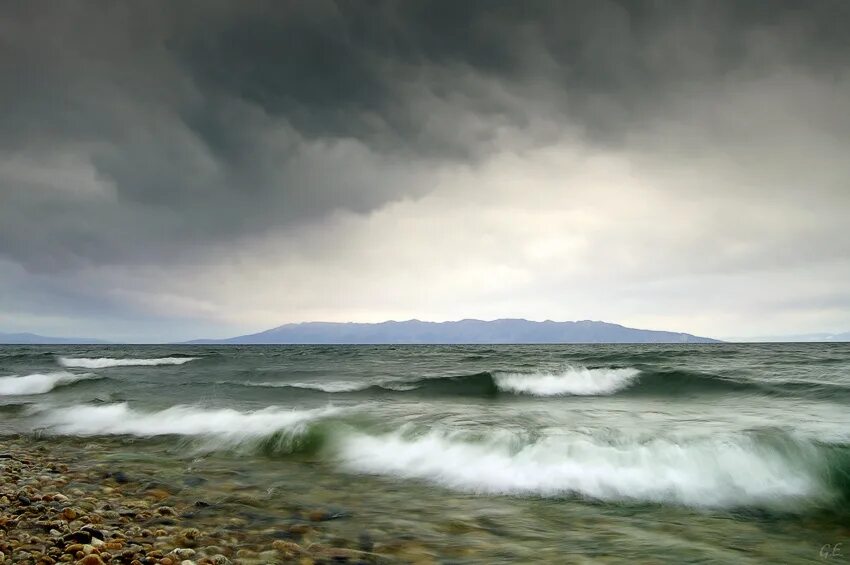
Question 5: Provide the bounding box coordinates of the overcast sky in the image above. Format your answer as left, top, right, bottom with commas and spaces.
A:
1, 1, 849, 342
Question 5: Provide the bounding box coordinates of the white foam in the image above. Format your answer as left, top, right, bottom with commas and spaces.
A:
495, 366, 640, 396
379, 382, 420, 392
33, 402, 339, 438
58, 357, 197, 369
0, 372, 99, 395
246, 381, 372, 393
337, 428, 823, 507
243, 380, 422, 392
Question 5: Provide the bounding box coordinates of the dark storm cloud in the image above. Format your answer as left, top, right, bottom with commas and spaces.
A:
176, 0, 850, 150
1, 0, 849, 274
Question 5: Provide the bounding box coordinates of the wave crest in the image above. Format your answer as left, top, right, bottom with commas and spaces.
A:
24, 402, 850, 510
237, 366, 649, 397
0, 372, 100, 395
245, 381, 372, 393
32, 402, 339, 440
495, 367, 640, 396
236, 367, 849, 400
337, 427, 844, 508
58, 357, 198, 369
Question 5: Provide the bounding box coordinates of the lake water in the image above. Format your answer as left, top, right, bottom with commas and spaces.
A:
2, 343, 849, 563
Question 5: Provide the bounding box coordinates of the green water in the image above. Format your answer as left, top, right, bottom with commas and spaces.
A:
2, 343, 850, 562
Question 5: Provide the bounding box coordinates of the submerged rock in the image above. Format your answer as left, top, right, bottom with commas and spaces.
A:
358, 531, 375, 552
306, 507, 349, 522
183, 476, 207, 487
80, 526, 104, 541
272, 540, 304, 559
62, 531, 91, 544
61, 507, 78, 521
170, 548, 196, 560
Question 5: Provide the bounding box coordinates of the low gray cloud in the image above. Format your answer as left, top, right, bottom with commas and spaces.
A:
1, 1, 849, 339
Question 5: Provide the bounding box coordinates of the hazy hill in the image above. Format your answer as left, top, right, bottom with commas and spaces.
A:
188, 319, 720, 344
0, 331, 109, 344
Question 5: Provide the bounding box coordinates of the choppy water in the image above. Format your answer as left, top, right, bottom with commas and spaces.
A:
2, 343, 850, 562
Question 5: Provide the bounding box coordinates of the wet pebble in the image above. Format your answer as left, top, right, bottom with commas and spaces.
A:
0, 440, 396, 565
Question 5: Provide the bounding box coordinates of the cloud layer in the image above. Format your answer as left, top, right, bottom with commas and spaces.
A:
2, 1, 849, 340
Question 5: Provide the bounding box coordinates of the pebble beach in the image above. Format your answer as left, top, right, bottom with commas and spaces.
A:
0, 437, 395, 565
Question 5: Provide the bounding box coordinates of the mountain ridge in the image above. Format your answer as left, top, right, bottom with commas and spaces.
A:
186, 318, 721, 344
0, 331, 109, 344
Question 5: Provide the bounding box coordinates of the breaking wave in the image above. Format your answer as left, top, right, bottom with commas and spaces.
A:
0, 372, 101, 396
239, 367, 850, 400
22, 402, 850, 510
238, 367, 639, 397
494, 367, 640, 396
31, 402, 339, 439
337, 427, 850, 509
58, 357, 198, 369
236, 367, 762, 398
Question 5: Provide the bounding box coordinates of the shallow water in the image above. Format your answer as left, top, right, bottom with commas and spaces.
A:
2, 343, 850, 562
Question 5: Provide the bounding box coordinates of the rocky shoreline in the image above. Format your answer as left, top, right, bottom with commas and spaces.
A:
0, 438, 399, 565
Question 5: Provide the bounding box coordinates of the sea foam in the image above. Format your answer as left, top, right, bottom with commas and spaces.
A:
58, 357, 197, 369
494, 366, 640, 396
33, 402, 339, 439
0, 372, 99, 395
337, 427, 827, 507
245, 381, 373, 393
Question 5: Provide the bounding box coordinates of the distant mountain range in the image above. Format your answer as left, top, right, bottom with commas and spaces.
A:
6, 322, 849, 345
0, 331, 109, 344
187, 319, 721, 344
